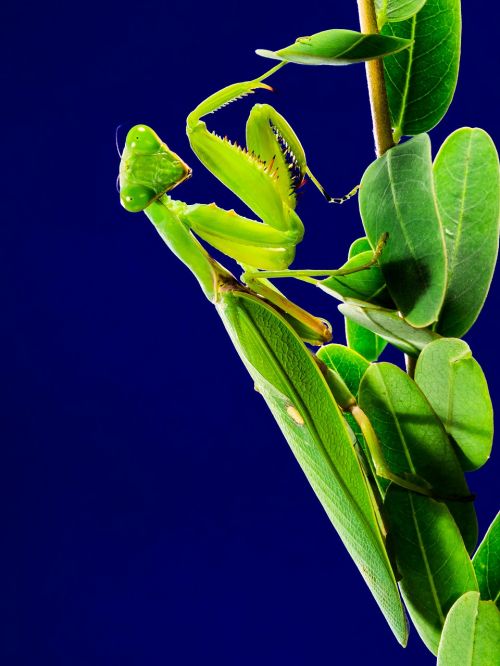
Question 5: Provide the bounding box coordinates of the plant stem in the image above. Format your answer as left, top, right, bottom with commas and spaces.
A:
357, 1, 420, 376
405, 354, 416, 379
357, 0, 394, 157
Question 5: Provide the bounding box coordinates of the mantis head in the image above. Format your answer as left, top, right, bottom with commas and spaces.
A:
119, 125, 191, 212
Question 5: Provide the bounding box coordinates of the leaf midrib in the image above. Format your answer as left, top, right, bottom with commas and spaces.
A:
446, 131, 474, 283
376, 366, 417, 476
395, 14, 417, 133
386, 149, 429, 294
409, 493, 446, 624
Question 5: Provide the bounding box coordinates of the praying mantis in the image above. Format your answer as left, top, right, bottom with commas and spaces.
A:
117, 58, 476, 647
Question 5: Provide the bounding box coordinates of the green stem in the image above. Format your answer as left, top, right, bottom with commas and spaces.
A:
405, 353, 417, 379
357, 0, 394, 157
255, 61, 287, 82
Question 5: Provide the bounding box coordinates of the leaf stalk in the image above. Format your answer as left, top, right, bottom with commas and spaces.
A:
357, 0, 395, 157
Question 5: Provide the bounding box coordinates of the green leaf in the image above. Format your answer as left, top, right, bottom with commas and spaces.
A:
433, 128, 500, 338
375, 0, 427, 29
255, 29, 412, 66
217, 289, 408, 644
359, 134, 447, 327
339, 303, 439, 356
338, 238, 388, 362
317, 344, 370, 398
415, 339, 493, 471
358, 363, 478, 552
382, 0, 461, 137
385, 489, 479, 655
349, 237, 372, 255
345, 321, 388, 363
473, 512, 500, 607
437, 592, 500, 665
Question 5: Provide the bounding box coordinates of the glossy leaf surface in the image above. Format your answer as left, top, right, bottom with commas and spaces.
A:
434, 128, 500, 337
217, 289, 408, 644
415, 339, 493, 471
437, 592, 500, 665
256, 29, 412, 66
359, 134, 447, 327
385, 489, 478, 655
359, 363, 477, 552
473, 512, 500, 608
375, 0, 427, 28
345, 320, 388, 363
382, 0, 461, 137
339, 303, 439, 356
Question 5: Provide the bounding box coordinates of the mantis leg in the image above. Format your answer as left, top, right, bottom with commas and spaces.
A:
245, 102, 308, 207
319, 365, 474, 501
242, 232, 389, 282
349, 406, 473, 502
246, 103, 360, 206
242, 272, 332, 345
186, 65, 304, 241
174, 199, 296, 270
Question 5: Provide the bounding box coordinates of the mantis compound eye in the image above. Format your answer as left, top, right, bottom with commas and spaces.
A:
126, 125, 163, 154
120, 184, 157, 212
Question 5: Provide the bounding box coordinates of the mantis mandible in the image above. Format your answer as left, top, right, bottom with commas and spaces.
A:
119, 63, 368, 345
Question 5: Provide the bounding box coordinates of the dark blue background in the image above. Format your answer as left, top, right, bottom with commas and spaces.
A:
4, 2, 499, 664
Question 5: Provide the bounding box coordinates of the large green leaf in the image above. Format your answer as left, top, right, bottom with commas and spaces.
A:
434, 128, 500, 338
437, 592, 500, 665
359, 363, 478, 552
339, 238, 388, 362
473, 512, 500, 608
376, 0, 427, 28
359, 134, 447, 328
256, 29, 412, 66
385, 488, 478, 655
382, 0, 461, 137
217, 289, 408, 644
415, 339, 493, 471
339, 303, 439, 356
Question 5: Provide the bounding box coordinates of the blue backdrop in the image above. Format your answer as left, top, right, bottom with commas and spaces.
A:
5, 2, 499, 664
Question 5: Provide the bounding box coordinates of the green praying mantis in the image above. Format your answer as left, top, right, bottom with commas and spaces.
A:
117, 60, 477, 647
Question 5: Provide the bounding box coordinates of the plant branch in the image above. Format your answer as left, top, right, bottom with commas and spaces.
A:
357, 0, 394, 157
357, 1, 417, 376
